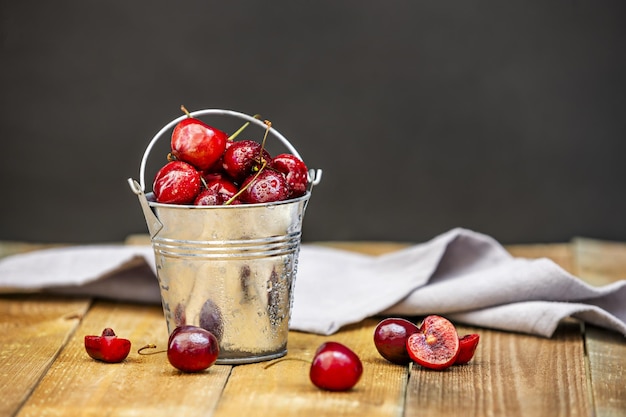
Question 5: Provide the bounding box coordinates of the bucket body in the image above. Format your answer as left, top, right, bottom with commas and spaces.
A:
148, 192, 309, 364
128, 108, 321, 364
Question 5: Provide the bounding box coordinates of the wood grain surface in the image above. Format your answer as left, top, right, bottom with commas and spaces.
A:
1, 237, 624, 417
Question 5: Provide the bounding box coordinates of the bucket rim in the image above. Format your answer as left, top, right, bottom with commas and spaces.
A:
145, 190, 311, 210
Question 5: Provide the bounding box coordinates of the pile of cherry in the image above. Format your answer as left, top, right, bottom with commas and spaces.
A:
84, 315, 479, 392
152, 108, 309, 206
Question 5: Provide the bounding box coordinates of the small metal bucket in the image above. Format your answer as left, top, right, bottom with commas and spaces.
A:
127, 109, 321, 364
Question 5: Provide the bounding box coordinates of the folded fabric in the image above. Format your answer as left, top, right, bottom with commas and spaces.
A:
0, 245, 159, 303
0, 228, 624, 338
291, 229, 626, 337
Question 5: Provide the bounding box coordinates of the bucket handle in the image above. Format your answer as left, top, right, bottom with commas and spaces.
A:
133, 108, 322, 192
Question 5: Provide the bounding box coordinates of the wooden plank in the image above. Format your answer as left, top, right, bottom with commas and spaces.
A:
213, 318, 408, 417
0, 295, 90, 417
574, 238, 626, 417
16, 301, 232, 417
315, 241, 412, 256
402, 243, 589, 416
584, 326, 626, 417
405, 322, 589, 417
573, 237, 626, 286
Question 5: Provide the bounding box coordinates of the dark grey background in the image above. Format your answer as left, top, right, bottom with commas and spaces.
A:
1, 1, 625, 245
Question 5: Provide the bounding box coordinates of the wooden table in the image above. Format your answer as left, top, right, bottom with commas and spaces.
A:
1, 237, 625, 417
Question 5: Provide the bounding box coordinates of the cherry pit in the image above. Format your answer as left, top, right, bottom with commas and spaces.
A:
152, 106, 309, 206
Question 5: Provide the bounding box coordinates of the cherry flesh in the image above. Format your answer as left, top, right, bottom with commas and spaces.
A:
455, 333, 480, 365
373, 318, 420, 365
167, 325, 219, 373
309, 341, 363, 391
406, 315, 460, 371
171, 116, 228, 171
153, 160, 201, 204
84, 328, 131, 363
270, 153, 308, 198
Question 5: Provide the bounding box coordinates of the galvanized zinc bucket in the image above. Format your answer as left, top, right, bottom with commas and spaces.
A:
128, 109, 321, 364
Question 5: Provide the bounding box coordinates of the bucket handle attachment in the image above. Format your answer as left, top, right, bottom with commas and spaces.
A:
131, 108, 322, 193
127, 179, 164, 238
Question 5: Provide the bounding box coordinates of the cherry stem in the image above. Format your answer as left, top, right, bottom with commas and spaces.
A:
263, 357, 310, 369
259, 120, 271, 158
180, 105, 192, 118
223, 159, 268, 205
222, 119, 273, 206
229, 114, 261, 142
137, 344, 167, 355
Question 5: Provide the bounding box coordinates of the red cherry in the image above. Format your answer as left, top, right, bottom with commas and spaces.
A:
167, 325, 220, 373
194, 177, 238, 206
270, 153, 308, 198
84, 328, 131, 363
193, 189, 221, 206
153, 160, 201, 204
455, 333, 480, 365
373, 318, 420, 365
309, 342, 363, 391
406, 315, 460, 371
203, 141, 233, 175
239, 169, 290, 204
170, 114, 228, 171
222, 140, 272, 182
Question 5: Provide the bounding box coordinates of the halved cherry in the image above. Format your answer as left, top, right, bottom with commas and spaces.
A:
455, 333, 480, 365
84, 328, 131, 363
406, 315, 460, 370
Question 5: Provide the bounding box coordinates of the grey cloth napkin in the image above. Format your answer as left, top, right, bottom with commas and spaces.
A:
292, 228, 626, 337
1, 228, 624, 338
